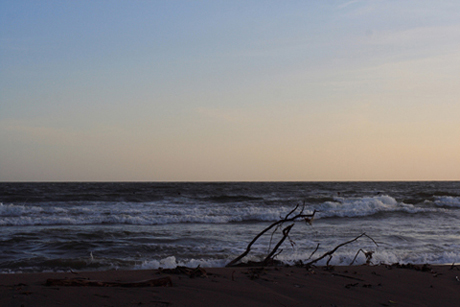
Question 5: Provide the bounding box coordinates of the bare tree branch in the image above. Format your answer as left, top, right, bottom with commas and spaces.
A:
305, 233, 378, 267
350, 249, 375, 265
226, 204, 316, 267
226, 202, 378, 268
307, 243, 320, 260
263, 223, 294, 264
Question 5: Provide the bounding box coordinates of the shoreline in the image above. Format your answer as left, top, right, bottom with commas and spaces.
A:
1, 264, 459, 306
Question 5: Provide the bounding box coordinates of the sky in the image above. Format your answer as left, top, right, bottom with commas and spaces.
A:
1, 0, 459, 181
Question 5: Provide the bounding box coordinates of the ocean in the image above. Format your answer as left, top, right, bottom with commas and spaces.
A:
1, 181, 459, 273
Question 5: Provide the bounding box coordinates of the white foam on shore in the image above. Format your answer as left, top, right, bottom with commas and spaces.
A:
135, 256, 229, 270
132, 249, 460, 270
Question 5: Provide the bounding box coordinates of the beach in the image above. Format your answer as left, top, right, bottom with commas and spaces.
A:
1, 182, 459, 306
1, 264, 459, 307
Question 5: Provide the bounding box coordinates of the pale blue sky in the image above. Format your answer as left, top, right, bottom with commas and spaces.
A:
1, 0, 459, 181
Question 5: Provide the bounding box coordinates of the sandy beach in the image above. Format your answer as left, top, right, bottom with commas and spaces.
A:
1, 264, 459, 307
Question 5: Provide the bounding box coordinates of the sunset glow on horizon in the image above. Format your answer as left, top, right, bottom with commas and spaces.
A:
1, 1, 459, 181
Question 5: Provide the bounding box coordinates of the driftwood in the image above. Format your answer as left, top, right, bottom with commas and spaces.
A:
45, 276, 172, 287
226, 203, 316, 267
226, 201, 379, 267
350, 248, 375, 265
305, 233, 378, 267
263, 223, 294, 264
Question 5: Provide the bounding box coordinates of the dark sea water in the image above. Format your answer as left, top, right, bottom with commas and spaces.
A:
1, 181, 459, 273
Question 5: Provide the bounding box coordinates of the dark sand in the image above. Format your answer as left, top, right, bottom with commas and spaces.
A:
1, 264, 459, 307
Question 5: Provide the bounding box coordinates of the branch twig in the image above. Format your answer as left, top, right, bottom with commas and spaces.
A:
226, 204, 316, 267
305, 233, 378, 267
263, 223, 294, 264
350, 248, 375, 265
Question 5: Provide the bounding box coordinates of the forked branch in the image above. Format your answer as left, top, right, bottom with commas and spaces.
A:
305, 233, 378, 267
226, 202, 378, 268
226, 203, 316, 267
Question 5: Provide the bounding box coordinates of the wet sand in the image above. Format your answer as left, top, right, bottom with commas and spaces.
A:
1, 264, 459, 306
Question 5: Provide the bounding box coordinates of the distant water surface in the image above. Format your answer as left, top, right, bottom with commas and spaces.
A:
1, 181, 459, 273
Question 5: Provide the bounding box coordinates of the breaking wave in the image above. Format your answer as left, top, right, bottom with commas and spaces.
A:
1, 194, 457, 227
